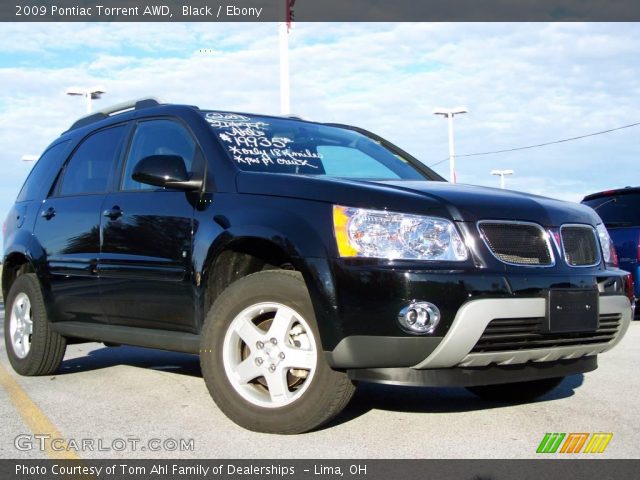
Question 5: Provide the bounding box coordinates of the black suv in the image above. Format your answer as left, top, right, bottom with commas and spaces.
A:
3, 99, 633, 434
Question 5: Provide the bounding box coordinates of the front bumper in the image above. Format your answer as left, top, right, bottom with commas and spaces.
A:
318, 259, 632, 386
322, 260, 630, 344
326, 295, 631, 372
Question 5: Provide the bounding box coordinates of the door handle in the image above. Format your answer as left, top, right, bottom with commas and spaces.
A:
40, 207, 56, 220
103, 206, 123, 220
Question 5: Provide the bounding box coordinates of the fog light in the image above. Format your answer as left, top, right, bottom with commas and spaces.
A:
398, 301, 441, 334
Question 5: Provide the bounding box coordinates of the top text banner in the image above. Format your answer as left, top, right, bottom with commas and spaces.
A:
5, 0, 640, 22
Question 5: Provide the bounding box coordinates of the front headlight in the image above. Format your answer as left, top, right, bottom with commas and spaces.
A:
333, 205, 468, 261
596, 223, 618, 267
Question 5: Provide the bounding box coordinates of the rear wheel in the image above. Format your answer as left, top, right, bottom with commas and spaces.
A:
4, 273, 66, 376
466, 377, 565, 403
200, 270, 355, 434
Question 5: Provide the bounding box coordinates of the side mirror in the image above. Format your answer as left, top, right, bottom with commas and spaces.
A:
131, 155, 203, 190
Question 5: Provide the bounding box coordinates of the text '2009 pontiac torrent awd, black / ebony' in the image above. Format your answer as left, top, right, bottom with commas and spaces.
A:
3, 99, 633, 433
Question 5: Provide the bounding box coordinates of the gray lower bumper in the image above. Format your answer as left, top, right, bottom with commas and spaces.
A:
412, 295, 632, 369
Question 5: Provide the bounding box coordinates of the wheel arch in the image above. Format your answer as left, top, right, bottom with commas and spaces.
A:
199, 233, 340, 350
2, 251, 37, 300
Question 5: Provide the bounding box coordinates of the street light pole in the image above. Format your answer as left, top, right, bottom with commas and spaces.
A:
433, 107, 467, 183
491, 169, 514, 189
446, 114, 455, 182
66, 87, 106, 113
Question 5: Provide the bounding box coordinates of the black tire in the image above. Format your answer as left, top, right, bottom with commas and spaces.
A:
4, 273, 66, 376
200, 270, 355, 434
466, 377, 565, 403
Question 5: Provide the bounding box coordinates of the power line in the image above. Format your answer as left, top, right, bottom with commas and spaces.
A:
429, 121, 640, 168
430, 157, 452, 168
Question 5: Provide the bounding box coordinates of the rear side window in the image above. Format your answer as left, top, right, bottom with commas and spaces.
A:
16, 141, 70, 202
121, 119, 196, 191
59, 125, 127, 196
583, 193, 640, 226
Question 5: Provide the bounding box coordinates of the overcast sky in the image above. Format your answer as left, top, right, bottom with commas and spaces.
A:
0, 22, 638, 225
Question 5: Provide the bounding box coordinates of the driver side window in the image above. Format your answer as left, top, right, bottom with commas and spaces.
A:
121, 119, 196, 191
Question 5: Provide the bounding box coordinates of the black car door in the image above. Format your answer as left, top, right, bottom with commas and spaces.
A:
33, 124, 128, 323
99, 118, 198, 332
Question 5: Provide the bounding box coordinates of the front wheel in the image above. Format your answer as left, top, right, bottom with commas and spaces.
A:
466, 377, 565, 403
200, 270, 355, 434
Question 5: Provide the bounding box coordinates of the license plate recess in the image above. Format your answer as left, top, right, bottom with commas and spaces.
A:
544, 289, 599, 333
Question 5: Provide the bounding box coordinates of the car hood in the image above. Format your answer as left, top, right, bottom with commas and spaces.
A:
236, 172, 600, 226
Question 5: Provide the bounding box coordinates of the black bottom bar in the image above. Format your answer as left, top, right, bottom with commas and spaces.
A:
347, 356, 597, 386
2, 459, 637, 480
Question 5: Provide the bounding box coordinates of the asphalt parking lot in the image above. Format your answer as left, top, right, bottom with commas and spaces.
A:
0, 303, 638, 460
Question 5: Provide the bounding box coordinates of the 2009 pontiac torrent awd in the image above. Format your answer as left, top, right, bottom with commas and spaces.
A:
3, 99, 633, 433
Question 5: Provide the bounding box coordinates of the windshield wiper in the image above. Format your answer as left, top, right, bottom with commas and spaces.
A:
592, 197, 617, 211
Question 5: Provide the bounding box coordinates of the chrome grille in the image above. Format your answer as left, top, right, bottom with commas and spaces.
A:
561, 225, 600, 266
478, 221, 553, 266
470, 313, 621, 353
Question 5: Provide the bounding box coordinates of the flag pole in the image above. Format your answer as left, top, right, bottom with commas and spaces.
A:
279, 21, 290, 115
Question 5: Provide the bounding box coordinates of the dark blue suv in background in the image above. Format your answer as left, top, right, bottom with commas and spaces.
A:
583, 187, 640, 316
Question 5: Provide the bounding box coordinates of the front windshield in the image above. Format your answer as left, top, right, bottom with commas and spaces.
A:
202, 111, 428, 180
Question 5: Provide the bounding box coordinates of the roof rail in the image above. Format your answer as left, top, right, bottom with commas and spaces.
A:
67, 97, 163, 132
281, 113, 310, 121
